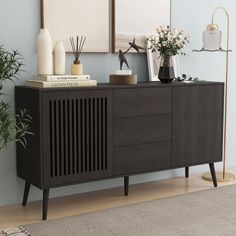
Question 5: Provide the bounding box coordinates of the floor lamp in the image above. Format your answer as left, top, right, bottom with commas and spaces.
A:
193, 7, 235, 182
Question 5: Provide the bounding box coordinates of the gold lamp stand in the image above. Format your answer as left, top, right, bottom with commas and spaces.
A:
194, 7, 235, 182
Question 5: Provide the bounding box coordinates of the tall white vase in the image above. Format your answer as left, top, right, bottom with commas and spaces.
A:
54, 41, 66, 75
37, 29, 53, 75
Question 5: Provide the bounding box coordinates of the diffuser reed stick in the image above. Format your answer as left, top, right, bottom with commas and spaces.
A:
70, 36, 86, 63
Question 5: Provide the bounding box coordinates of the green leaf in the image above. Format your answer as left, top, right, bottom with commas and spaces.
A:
0, 45, 33, 151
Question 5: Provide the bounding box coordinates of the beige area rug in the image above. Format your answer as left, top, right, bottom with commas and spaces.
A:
3, 184, 236, 236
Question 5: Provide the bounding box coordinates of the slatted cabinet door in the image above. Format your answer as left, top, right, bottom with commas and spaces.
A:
41, 90, 113, 187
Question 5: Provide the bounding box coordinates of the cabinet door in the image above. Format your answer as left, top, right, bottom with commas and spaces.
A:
172, 85, 224, 167
41, 90, 113, 187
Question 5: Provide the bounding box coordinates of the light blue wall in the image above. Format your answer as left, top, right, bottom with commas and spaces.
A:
0, 0, 235, 206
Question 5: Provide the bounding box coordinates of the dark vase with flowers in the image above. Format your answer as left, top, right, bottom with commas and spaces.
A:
147, 25, 190, 84
158, 56, 175, 83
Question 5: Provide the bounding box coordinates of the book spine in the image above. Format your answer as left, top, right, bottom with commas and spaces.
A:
47, 76, 90, 81
43, 80, 97, 88
34, 75, 90, 81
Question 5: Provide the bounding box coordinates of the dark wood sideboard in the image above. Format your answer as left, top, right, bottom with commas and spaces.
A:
15, 81, 224, 220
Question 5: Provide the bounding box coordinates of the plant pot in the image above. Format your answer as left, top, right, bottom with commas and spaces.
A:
158, 57, 175, 83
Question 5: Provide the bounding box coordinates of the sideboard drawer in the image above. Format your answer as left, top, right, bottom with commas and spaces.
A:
114, 115, 171, 147
114, 88, 172, 118
114, 142, 171, 175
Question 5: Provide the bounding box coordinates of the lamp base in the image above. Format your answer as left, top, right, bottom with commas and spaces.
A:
202, 171, 235, 182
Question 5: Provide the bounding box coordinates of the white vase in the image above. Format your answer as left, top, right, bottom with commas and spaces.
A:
37, 29, 53, 75
54, 41, 66, 75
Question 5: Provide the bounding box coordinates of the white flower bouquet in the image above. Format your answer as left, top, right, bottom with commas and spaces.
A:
147, 26, 190, 60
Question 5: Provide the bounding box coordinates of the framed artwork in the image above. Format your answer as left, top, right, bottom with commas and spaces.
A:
146, 41, 160, 81
146, 41, 181, 82
41, 0, 110, 52
112, 0, 171, 53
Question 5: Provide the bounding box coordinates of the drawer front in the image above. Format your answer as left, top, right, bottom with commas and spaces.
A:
114, 88, 172, 118
114, 115, 171, 147
114, 142, 171, 175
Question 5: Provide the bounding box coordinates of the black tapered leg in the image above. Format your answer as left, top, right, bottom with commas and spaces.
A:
43, 189, 50, 220
124, 176, 129, 196
185, 167, 189, 178
209, 163, 217, 187
22, 182, 31, 206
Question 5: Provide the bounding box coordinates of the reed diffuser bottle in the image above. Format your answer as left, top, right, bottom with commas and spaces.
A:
70, 36, 86, 75
72, 60, 83, 75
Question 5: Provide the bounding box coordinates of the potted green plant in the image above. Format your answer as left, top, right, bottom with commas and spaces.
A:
0, 45, 32, 150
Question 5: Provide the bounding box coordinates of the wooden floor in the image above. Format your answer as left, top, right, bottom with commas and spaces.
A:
1, 168, 236, 233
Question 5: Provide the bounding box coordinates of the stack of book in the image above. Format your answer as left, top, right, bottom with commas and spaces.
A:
25, 75, 97, 88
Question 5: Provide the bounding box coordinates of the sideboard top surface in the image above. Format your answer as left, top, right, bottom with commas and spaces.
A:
16, 81, 224, 93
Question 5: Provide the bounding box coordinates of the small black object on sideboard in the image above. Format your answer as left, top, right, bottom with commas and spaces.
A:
15, 81, 224, 220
